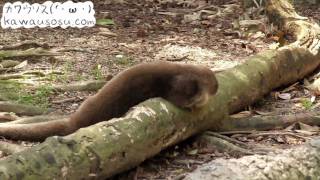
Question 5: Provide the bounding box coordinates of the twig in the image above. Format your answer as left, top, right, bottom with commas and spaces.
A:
205, 131, 250, 148
0, 41, 49, 50
248, 132, 311, 140
52, 97, 79, 104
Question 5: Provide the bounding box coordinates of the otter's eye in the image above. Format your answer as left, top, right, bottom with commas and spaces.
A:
184, 80, 198, 97
170, 75, 199, 98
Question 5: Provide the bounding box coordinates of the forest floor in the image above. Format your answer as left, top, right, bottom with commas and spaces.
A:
0, 0, 320, 179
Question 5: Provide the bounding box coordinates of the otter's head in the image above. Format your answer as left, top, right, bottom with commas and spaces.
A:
167, 66, 218, 109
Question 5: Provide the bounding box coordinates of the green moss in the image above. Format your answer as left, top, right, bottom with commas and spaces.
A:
0, 80, 25, 101
114, 55, 133, 65
91, 64, 103, 80
0, 80, 53, 108
301, 98, 313, 110
18, 84, 54, 108
55, 60, 74, 83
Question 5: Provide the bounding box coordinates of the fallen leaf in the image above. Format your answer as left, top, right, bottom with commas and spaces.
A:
278, 93, 291, 100
305, 78, 320, 95
187, 149, 198, 155
254, 110, 274, 115
98, 27, 117, 37
275, 136, 285, 143
96, 19, 115, 26
13, 60, 28, 69
230, 111, 252, 118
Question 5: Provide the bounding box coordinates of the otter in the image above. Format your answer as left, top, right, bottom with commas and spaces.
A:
0, 61, 218, 141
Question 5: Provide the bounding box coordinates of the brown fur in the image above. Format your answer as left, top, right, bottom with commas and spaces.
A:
0, 62, 218, 141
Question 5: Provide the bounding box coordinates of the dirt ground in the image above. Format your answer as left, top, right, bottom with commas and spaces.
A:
0, 1, 319, 179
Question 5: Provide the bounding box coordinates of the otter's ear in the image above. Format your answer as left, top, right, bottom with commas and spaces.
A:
209, 75, 219, 95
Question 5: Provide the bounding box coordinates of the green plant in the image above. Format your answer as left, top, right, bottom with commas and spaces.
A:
301, 98, 313, 109
115, 55, 132, 65
0, 80, 54, 108
96, 19, 115, 26
56, 60, 74, 83
18, 84, 54, 108
48, 73, 58, 82
91, 64, 103, 80
0, 80, 25, 101
75, 73, 85, 81
18, 93, 34, 105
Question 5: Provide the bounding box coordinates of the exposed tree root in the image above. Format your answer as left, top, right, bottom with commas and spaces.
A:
247, 131, 311, 140
0, 113, 17, 122
55, 47, 93, 53
52, 80, 107, 92
267, 0, 320, 53
0, 101, 48, 116
52, 97, 79, 104
196, 131, 269, 156
0, 60, 20, 68
4, 115, 67, 125
197, 134, 255, 156
220, 112, 320, 131
0, 70, 62, 80
0, 48, 59, 59
0, 41, 49, 50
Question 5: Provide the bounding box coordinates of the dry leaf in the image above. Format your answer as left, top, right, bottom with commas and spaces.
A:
254, 110, 274, 115
13, 60, 28, 69
98, 28, 117, 37
305, 78, 320, 95
278, 93, 291, 100
187, 149, 198, 155
230, 111, 252, 118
